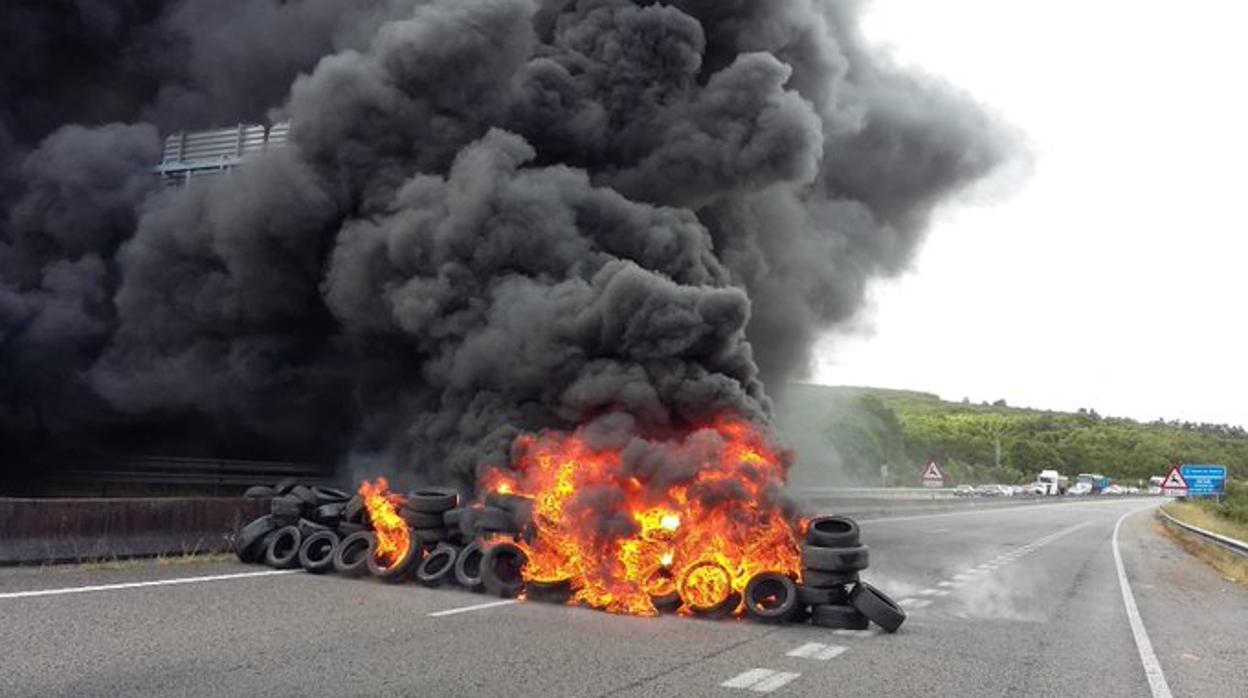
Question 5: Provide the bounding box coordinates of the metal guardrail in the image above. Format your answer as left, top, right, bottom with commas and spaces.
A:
1159, 507, 1248, 558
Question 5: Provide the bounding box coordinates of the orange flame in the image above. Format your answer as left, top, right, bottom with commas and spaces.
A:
359, 477, 410, 567
481, 416, 801, 616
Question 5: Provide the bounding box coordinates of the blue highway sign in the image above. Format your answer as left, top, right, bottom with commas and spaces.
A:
1180, 465, 1227, 497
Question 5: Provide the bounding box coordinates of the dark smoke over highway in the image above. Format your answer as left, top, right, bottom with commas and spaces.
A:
0, 0, 1007, 485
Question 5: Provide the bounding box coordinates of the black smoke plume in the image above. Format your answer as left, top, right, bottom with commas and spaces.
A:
0, 0, 1009, 488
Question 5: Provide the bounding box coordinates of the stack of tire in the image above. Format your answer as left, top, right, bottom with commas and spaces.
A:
233, 480, 364, 577
795, 515, 906, 633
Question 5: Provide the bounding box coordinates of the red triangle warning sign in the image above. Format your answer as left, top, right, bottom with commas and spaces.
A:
1161, 466, 1188, 493
922, 460, 945, 482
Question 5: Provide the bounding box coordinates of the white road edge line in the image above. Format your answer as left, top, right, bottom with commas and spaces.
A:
428, 599, 519, 617
1113, 506, 1173, 698
0, 569, 301, 600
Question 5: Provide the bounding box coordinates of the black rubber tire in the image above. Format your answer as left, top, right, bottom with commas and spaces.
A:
270, 495, 302, 521
526, 578, 573, 604
849, 581, 907, 633
290, 485, 319, 507
400, 510, 445, 528
789, 604, 813, 624
801, 544, 869, 573
412, 527, 449, 544
806, 516, 861, 548
484, 493, 533, 524
744, 573, 799, 624
690, 591, 741, 620
312, 486, 351, 503
454, 541, 486, 590
243, 485, 275, 499
416, 544, 460, 587
651, 591, 683, 614
298, 530, 340, 574
342, 495, 366, 523
336, 521, 368, 536
443, 507, 467, 529
803, 569, 859, 587
798, 583, 850, 606
811, 603, 869, 630
480, 542, 528, 598
367, 536, 423, 583
273, 478, 298, 495
476, 507, 517, 533
296, 518, 330, 539
235, 515, 280, 563
333, 531, 377, 578
405, 488, 459, 513
313, 502, 346, 523
263, 526, 303, 569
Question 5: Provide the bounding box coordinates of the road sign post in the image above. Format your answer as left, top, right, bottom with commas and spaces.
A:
921, 460, 945, 489
1160, 466, 1188, 497
1180, 465, 1227, 499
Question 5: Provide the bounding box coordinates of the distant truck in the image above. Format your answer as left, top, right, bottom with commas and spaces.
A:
1147, 476, 1165, 495
1036, 470, 1068, 495
1076, 472, 1110, 494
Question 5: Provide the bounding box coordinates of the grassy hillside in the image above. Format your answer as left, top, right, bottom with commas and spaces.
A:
776, 384, 1246, 488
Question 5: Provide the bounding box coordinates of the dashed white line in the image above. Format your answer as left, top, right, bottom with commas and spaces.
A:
787, 642, 847, 660
722, 668, 801, 692
428, 599, 519, 617
751, 672, 802, 692
937, 581, 957, 588
0, 569, 301, 600
918, 588, 940, 596
1113, 507, 1173, 698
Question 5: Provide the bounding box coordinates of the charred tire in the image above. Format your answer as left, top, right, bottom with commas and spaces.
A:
400, 510, 445, 528
811, 603, 869, 630
454, 541, 486, 590
405, 488, 459, 513
801, 544, 869, 573
849, 581, 907, 633
805, 516, 861, 548
263, 526, 303, 569
235, 515, 280, 563
416, 544, 460, 587
312, 486, 351, 503
298, 530, 340, 574
690, 591, 741, 620
802, 569, 859, 587
526, 578, 573, 604
798, 583, 851, 606
313, 502, 346, 523
477, 507, 517, 533
651, 591, 683, 614
744, 573, 799, 624
342, 495, 366, 523
243, 485, 275, 499
480, 542, 528, 598
367, 538, 423, 583
333, 531, 376, 578
270, 495, 302, 522
273, 478, 298, 495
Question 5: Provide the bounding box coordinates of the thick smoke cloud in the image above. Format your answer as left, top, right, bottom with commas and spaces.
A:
0, 0, 1009, 486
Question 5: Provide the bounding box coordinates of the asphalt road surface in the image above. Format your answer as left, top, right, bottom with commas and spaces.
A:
2, 498, 1245, 697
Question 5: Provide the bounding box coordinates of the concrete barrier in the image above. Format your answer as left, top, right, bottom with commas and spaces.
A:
0, 497, 268, 565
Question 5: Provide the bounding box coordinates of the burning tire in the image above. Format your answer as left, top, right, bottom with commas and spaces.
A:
797, 583, 850, 606
801, 544, 869, 573
454, 541, 486, 590
744, 573, 799, 624
691, 591, 741, 620
480, 542, 528, 598
476, 507, 518, 535
235, 515, 280, 563
367, 535, 424, 583
416, 544, 460, 587
811, 603, 869, 630
333, 531, 377, 578
680, 562, 738, 618
849, 581, 907, 633
650, 591, 682, 614
405, 488, 459, 513
243, 485, 275, 499
298, 530, 340, 574
803, 569, 859, 587
806, 516, 860, 548
526, 578, 573, 604
263, 526, 303, 569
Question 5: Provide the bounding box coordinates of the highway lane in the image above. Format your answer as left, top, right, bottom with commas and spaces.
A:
1, 498, 1244, 697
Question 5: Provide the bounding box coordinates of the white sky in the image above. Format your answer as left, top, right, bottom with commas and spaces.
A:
812, 1, 1248, 427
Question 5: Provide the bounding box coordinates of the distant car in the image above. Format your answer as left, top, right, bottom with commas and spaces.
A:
1068, 482, 1093, 496
954, 485, 977, 497
976, 484, 1013, 497
1105, 484, 1127, 495
1020, 483, 1046, 496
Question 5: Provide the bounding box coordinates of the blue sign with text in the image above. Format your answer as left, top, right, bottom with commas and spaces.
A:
1180, 465, 1227, 497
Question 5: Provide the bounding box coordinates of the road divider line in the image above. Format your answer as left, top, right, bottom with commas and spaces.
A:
786, 642, 847, 661
721, 668, 777, 689
0, 569, 301, 600
750, 672, 801, 692
1113, 506, 1173, 698
428, 599, 519, 617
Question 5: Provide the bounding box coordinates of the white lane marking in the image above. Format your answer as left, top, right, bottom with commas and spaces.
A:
896, 597, 916, 606
918, 589, 940, 596
428, 599, 519, 617
751, 672, 801, 692
953, 573, 974, 581
0, 569, 301, 600
831, 628, 880, 637
899, 598, 932, 609
721, 669, 777, 689
1113, 507, 1173, 698
932, 590, 951, 597
937, 581, 956, 587
787, 642, 847, 660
